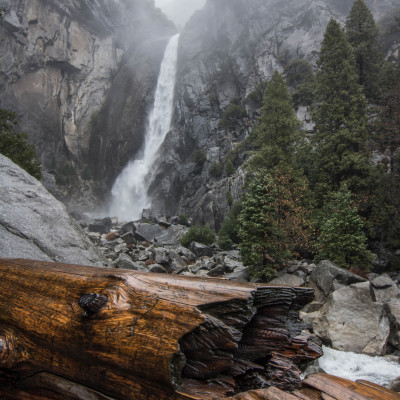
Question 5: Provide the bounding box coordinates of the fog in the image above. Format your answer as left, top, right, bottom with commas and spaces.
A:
154, 0, 206, 29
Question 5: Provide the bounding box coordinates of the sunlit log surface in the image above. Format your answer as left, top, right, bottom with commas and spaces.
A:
0, 258, 323, 399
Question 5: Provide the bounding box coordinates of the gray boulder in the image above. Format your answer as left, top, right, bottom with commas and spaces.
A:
155, 224, 188, 246
189, 241, 214, 257
0, 155, 105, 266
312, 282, 390, 356
269, 273, 305, 287
371, 275, 400, 303
389, 377, 400, 392
309, 260, 366, 302
385, 298, 400, 351
224, 266, 250, 282
115, 253, 137, 270
133, 222, 165, 243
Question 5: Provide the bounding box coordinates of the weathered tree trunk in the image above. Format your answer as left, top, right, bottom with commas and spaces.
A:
0, 258, 322, 399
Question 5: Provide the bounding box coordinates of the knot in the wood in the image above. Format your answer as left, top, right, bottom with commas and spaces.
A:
78, 293, 108, 317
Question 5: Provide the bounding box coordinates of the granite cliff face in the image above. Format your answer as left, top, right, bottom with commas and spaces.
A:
0, 0, 175, 196
148, 0, 399, 229
0, 0, 398, 227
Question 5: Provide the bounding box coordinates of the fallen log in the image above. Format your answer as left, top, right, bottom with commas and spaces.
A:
0, 258, 322, 399
302, 373, 400, 400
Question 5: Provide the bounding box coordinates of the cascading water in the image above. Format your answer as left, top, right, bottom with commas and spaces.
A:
109, 34, 180, 221
317, 346, 400, 387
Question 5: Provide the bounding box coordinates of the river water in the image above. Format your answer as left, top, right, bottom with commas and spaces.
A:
317, 345, 400, 387
109, 34, 180, 221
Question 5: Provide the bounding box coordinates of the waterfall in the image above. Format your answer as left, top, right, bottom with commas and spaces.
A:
109, 34, 180, 221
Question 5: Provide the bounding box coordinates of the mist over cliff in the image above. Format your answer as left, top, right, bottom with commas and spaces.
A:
0, 0, 398, 223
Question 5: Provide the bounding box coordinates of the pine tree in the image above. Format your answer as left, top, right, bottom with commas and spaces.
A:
0, 109, 42, 180
345, 0, 384, 100
238, 166, 313, 279
316, 184, 373, 269
312, 18, 372, 204
248, 71, 301, 171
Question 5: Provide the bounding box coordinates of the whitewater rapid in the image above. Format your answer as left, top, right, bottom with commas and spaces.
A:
109, 34, 180, 221
318, 346, 400, 387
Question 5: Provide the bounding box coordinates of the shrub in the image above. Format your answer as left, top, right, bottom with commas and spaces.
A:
225, 159, 235, 176
0, 109, 42, 180
226, 190, 233, 207
218, 201, 242, 250
191, 149, 206, 165
177, 214, 189, 226
219, 99, 247, 130
209, 161, 223, 178
180, 224, 216, 248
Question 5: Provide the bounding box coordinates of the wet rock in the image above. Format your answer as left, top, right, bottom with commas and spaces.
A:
371, 275, 400, 303
155, 225, 188, 246
389, 377, 400, 392
223, 256, 244, 273
224, 266, 250, 282
189, 241, 214, 258
385, 298, 400, 351
148, 264, 167, 274
0, 155, 106, 266
312, 282, 390, 356
269, 273, 305, 287
309, 260, 366, 302
115, 253, 136, 270
121, 232, 137, 246
134, 222, 165, 243
207, 264, 226, 277
120, 222, 136, 235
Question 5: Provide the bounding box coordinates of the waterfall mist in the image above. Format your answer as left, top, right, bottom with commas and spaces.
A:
108, 34, 180, 222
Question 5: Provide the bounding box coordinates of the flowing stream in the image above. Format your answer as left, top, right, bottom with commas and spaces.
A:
109, 34, 180, 221
317, 346, 400, 387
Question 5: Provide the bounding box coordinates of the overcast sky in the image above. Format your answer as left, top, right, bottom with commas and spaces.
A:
154, 0, 206, 29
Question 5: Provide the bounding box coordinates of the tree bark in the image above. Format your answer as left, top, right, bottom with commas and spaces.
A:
0, 258, 322, 399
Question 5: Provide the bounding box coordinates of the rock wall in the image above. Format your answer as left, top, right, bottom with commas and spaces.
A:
0, 154, 106, 266
149, 0, 398, 229
0, 0, 175, 195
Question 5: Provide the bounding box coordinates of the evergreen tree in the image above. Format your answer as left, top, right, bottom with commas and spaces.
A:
0, 109, 42, 180
248, 71, 301, 171
316, 184, 373, 269
345, 0, 384, 100
238, 166, 313, 279
312, 18, 373, 204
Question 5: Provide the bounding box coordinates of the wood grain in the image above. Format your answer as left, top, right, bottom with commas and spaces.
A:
0, 258, 320, 399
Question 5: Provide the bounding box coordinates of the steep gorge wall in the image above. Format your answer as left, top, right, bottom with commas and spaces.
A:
0, 0, 175, 196
149, 0, 398, 229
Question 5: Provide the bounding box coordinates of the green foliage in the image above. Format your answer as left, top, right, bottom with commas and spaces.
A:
248, 71, 302, 171
284, 59, 316, 107
177, 214, 190, 226
191, 149, 206, 165
226, 190, 233, 207
245, 81, 268, 109
315, 184, 373, 269
218, 202, 242, 250
345, 0, 384, 100
209, 161, 223, 178
219, 99, 247, 130
238, 167, 314, 279
311, 18, 373, 204
0, 109, 42, 180
180, 224, 216, 248
225, 159, 235, 176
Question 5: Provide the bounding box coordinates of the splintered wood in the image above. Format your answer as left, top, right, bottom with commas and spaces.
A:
0, 258, 321, 399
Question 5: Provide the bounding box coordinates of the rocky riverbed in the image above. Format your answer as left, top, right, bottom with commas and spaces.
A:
80, 212, 400, 368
